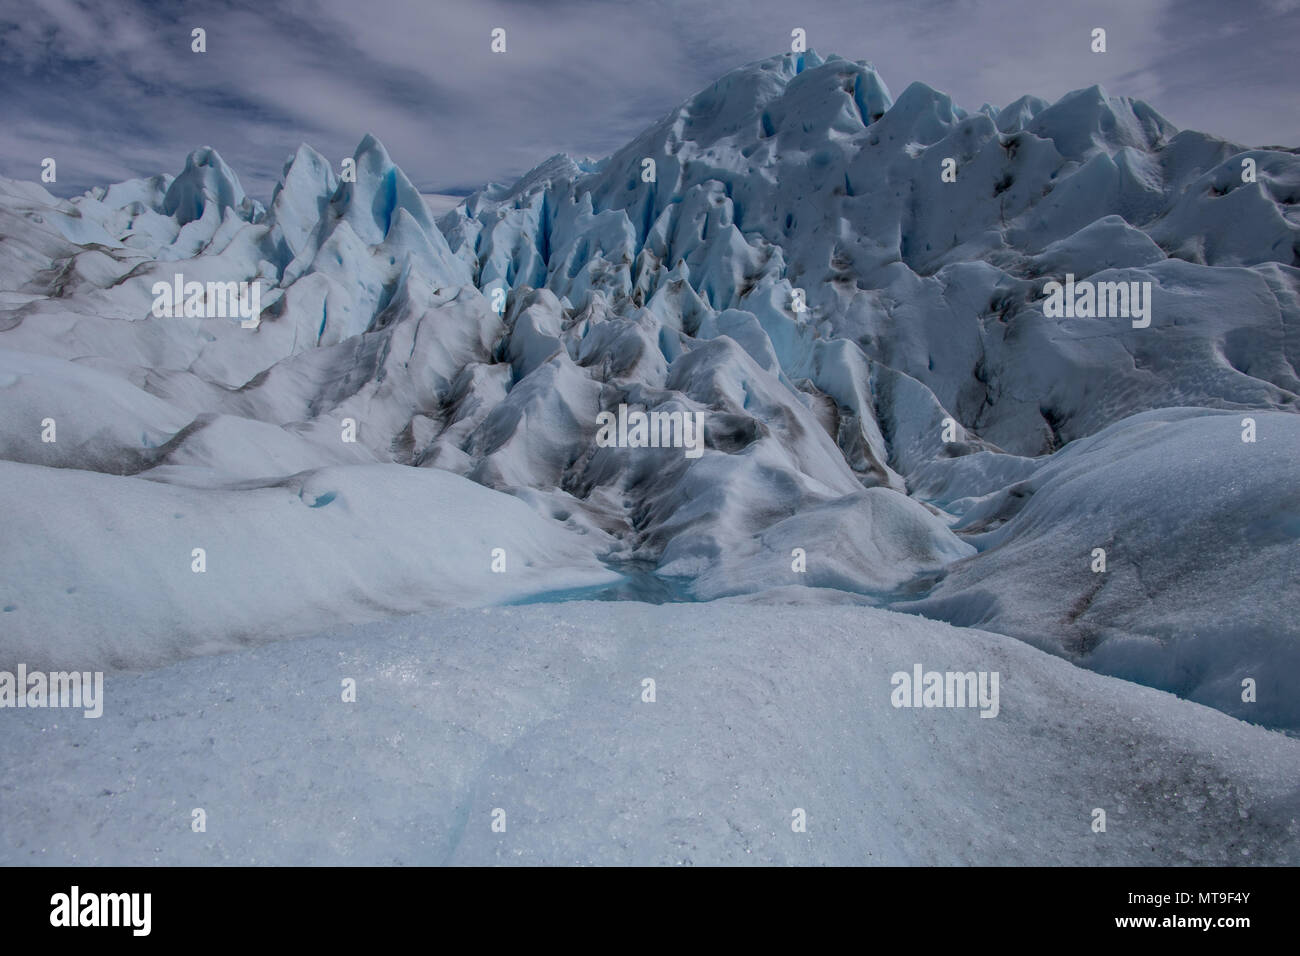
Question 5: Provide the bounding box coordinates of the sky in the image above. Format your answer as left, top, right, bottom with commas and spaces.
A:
2, 0, 1297, 200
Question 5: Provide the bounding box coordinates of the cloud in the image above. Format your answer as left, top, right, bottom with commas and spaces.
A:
1, 0, 1295, 201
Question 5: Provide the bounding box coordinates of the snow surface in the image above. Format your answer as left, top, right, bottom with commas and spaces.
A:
0, 461, 617, 672
2, 603, 1297, 866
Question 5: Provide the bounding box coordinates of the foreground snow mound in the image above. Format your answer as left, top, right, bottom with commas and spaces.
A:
0, 462, 616, 672
1, 603, 1296, 865
902, 408, 1300, 731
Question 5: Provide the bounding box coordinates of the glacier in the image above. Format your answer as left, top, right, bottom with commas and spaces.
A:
0, 49, 1298, 863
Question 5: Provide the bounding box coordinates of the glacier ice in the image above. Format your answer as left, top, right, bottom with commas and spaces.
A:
0, 50, 1297, 739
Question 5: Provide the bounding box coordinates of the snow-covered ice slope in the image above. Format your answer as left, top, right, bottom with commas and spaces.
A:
1, 603, 1296, 866
903, 408, 1300, 730
0, 51, 1297, 731
0, 461, 617, 672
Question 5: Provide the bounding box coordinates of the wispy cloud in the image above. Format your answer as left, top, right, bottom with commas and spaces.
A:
2, 0, 1296, 200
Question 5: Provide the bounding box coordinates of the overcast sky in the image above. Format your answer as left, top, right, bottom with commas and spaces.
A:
3, 0, 1297, 200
